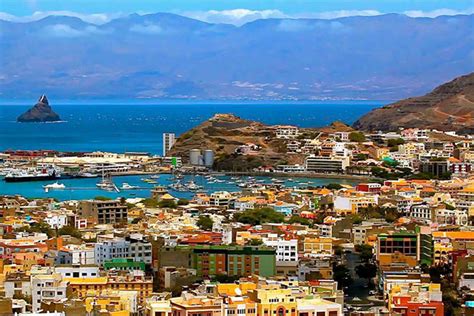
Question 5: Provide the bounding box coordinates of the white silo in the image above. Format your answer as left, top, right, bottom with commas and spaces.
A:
189, 149, 201, 165
203, 150, 214, 167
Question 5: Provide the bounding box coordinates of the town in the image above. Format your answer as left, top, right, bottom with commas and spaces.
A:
0, 118, 473, 316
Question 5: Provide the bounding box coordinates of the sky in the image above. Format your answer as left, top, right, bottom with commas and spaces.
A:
1, 0, 473, 25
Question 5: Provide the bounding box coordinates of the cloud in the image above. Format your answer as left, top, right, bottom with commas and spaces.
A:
403, 8, 474, 18
303, 10, 382, 19
0, 10, 125, 24
1, 8, 472, 27
41, 24, 109, 37
130, 22, 163, 34
182, 9, 286, 26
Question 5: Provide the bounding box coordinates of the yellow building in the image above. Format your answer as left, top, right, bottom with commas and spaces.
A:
303, 238, 333, 255
84, 290, 138, 315
66, 275, 153, 306
247, 287, 297, 316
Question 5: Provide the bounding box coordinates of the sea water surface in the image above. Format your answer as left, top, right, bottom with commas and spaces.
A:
0, 100, 385, 200
0, 100, 386, 154
0, 174, 359, 201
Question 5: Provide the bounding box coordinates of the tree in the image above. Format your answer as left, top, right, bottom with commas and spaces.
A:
325, 183, 343, 190
158, 199, 177, 208
333, 264, 353, 289
94, 196, 112, 201
197, 215, 214, 231
57, 226, 82, 239
355, 263, 377, 281
355, 244, 374, 262
234, 207, 285, 225
177, 198, 189, 205
349, 132, 366, 143
248, 238, 263, 246
287, 215, 311, 226
387, 138, 405, 148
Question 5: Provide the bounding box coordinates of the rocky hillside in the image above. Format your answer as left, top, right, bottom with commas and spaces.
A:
168, 114, 307, 170
353, 73, 474, 133
17, 95, 61, 123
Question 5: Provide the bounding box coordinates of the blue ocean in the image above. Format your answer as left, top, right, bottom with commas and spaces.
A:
0, 100, 385, 154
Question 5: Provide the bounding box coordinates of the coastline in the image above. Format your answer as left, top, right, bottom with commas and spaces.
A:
109, 170, 371, 181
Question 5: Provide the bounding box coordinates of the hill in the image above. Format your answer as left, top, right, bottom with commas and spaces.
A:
168, 114, 308, 170
17, 95, 61, 123
353, 73, 474, 133
1, 13, 473, 100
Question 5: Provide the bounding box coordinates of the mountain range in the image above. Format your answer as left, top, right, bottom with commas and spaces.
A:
1, 13, 473, 100
353, 72, 474, 133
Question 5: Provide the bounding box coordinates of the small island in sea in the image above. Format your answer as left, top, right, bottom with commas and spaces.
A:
17, 94, 61, 123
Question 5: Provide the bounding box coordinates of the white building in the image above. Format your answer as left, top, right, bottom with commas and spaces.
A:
275, 125, 299, 139
44, 213, 68, 229
262, 234, 298, 263
94, 235, 152, 266
54, 265, 100, 279
31, 273, 68, 312
209, 191, 233, 207
163, 133, 176, 156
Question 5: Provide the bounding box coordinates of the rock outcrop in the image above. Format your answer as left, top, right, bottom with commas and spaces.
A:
17, 95, 61, 123
353, 73, 474, 133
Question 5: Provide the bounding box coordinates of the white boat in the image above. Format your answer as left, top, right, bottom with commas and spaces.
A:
121, 183, 139, 190
43, 182, 65, 191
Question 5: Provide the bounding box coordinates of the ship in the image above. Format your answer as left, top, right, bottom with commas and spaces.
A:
4, 166, 61, 182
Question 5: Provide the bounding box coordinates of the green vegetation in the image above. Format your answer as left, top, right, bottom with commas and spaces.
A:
234, 207, 285, 225
355, 263, 377, 281
142, 198, 159, 208
325, 183, 343, 190
196, 215, 214, 231
333, 264, 353, 289
15, 222, 54, 238
355, 244, 374, 262
248, 238, 263, 246
57, 225, 82, 239
94, 196, 113, 201
287, 215, 311, 226
177, 198, 190, 205
387, 138, 405, 150
158, 199, 178, 208
349, 131, 366, 142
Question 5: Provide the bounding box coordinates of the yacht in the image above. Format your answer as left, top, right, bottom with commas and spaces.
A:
43, 182, 65, 191
121, 183, 139, 190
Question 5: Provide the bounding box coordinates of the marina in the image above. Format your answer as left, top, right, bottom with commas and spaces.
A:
0, 173, 358, 201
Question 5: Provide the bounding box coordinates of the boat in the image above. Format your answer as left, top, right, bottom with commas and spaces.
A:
77, 172, 98, 178
143, 179, 157, 184
96, 172, 119, 192
186, 180, 203, 191
4, 166, 61, 182
43, 182, 65, 191
150, 174, 160, 179
121, 183, 139, 190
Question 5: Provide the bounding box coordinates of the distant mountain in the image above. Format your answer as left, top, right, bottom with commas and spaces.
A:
353, 72, 474, 133
1, 13, 473, 100
17, 95, 61, 122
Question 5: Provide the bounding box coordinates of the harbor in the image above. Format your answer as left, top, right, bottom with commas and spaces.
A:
0, 173, 358, 201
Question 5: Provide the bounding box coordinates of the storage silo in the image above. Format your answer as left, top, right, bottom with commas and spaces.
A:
189, 149, 201, 165
203, 150, 214, 167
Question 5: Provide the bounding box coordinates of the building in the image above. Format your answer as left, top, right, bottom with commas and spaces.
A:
160, 245, 276, 278
389, 283, 444, 316
94, 235, 152, 266
376, 232, 419, 269
31, 272, 68, 312
78, 199, 128, 225
163, 133, 176, 156
305, 156, 349, 173
103, 258, 146, 271
262, 236, 298, 263
275, 125, 299, 139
